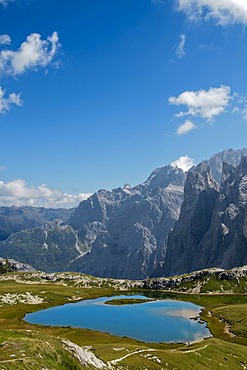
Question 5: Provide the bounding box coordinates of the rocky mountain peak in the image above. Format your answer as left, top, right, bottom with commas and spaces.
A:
201, 147, 247, 183
143, 165, 186, 190
183, 164, 219, 205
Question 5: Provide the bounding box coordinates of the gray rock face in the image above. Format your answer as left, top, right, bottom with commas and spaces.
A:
68, 165, 186, 279
0, 257, 35, 273
159, 164, 219, 277
0, 206, 72, 241
200, 148, 247, 183
198, 156, 247, 270
162, 155, 247, 277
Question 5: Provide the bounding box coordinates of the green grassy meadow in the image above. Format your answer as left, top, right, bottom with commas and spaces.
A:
0, 272, 246, 369
104, 298, 153, 305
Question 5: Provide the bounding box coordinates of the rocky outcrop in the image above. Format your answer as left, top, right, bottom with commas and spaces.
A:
1, 264, 246, 295
0, 257, 35, 274
0, 206, 72, 241
144, 265, 247, 293
161, 156, 247, 277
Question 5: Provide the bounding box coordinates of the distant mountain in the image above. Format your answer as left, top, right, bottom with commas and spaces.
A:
0, 220, 86, 273
0, 148, 246, 279
161, 155, 247, 277
200, 147, 247, 183
0, 206, 73, 241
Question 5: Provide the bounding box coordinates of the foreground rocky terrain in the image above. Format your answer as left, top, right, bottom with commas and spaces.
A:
1, 258, 246, 295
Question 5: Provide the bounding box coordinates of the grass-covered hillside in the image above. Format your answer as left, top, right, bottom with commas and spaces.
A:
0, 267, 246, 369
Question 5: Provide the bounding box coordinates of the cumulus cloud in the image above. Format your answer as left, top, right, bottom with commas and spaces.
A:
176, 0, 247, 26
0, 34, 11, 45
171, 155, 195, 171
169, 85, 231, 121
176, 34, 186, 58
0, 85, 22, 114
0, 32, 60, 76
176, 119, 196, 135
0, 179, 92, 208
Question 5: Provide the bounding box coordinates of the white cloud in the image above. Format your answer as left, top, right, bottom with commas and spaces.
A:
171, 155, 195, 171
0, 34, 11, 45
169, 85, 231, 121
176, 34, 186, 58
0, 179, 92, 208
0, 86, 22, 114
0, 32, 60, 76
231, 93, 247, 121
0, 0, 14, 6
242, 109, 247, 121
176, 119, 196, 135
176, 0, 247, 26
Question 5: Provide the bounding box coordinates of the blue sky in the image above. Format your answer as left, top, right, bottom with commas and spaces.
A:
0, 0, 247, 207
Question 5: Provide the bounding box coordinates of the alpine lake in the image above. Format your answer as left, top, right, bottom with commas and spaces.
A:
24, 294, 211, 344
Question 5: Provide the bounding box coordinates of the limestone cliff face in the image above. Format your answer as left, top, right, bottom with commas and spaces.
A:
159, 164, 219, 277
244, 207, 247, 239
198, 156, 247, 270
161, 156, 247, 277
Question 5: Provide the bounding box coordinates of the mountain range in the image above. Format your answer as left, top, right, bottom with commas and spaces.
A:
0, 206, 72, 241
0, 148, 246, 279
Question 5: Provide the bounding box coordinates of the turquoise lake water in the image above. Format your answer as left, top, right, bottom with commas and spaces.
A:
24, 295, 211, 343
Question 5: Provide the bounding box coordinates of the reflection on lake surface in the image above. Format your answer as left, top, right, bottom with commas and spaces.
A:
24, 295, 211, 343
